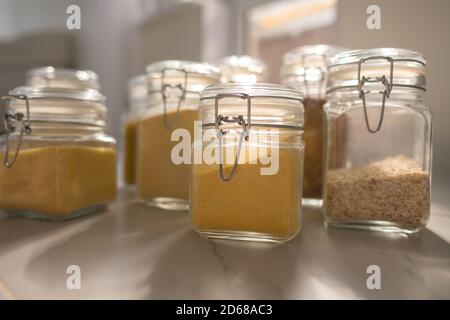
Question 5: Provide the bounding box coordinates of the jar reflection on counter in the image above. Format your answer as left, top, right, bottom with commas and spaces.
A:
281, 45, 346, 207
0, 86, 117, 220
136, 60, 221, 210
190, 83, 304, 243
323, 48, 432, 233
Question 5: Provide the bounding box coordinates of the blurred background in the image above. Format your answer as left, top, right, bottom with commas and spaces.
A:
0, 0, 449, 195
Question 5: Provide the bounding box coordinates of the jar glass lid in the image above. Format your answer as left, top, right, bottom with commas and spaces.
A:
281, 44, 346, 80
128, 74, 147, 101
216, 55, 268, 83
10, 86, 105, 103
326, 48, 426, 93
201, 82, 303, 101
26, 66, 101, 91
145, 60, 221, 93
200, 83, 303, 130
4, 86, 107, 127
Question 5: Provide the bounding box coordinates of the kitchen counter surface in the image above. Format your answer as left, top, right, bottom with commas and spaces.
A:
0, 188, 449, 299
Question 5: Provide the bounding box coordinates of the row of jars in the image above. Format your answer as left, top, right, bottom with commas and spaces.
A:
0, 47, 432, 243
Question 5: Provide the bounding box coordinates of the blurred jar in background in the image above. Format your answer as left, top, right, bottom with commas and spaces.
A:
137, 60, 220, 211
26, 66, 101, 91
122, 75, 148, 188
281, 45, 345, 207
216, 55, 268, 83
0, 85, 117, 221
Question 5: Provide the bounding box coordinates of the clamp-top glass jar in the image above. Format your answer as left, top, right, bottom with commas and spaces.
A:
26, 66, 101, 91
190, 83, 304, 243
137, 60, 220, 210
216, 55, 268, 83
0, 86, 117, 220
281, 45, 345, 207
323, 48, 432, 233
122, 74, 148, 187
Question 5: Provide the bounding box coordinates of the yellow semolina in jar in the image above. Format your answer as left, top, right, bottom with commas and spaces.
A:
138, 60, 221, 209
0, 84, 117, 220
137, 109, 198, 202
191, 144, 303, 241
190, 83, 305, 243
0, 145, 117, 219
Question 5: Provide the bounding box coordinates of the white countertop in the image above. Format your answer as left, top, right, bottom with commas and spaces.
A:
0, 188, 449, 299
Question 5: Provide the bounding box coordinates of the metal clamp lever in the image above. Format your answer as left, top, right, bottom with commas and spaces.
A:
357, 56, 394, 133
1, 95, 32, 168
160, 67, 188, 130
215, 93, 251, 182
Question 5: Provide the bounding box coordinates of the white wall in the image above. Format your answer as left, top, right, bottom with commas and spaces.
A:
76, 0, 145, 139
0, 0, 76, 40
336, 0, 450, 186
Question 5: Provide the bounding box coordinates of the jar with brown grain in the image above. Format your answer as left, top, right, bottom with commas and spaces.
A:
281, 45, 346, 207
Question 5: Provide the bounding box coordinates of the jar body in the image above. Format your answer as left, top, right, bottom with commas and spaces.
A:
281, 45, 345, 207
121, 112, 139, 187
190, 129, 304, 243
136, 96, 198, 210
323, 90, 432, 233
0, 130, 117, 221
278, 86, 325, 206
300, 97, 325, 205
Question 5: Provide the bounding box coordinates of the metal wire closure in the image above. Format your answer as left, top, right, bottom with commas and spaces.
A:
1, 95, 32, 168
160, 67, 188, 130
357, 56, 394, 133
214, 93, 251, 182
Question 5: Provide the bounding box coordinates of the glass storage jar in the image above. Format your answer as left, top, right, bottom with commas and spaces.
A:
26, 66, 101, 91
122, 74, 148, 187
216, 55, 268, 83
0, 86, 117, 221
137, 60, 220, 210
190, 83, 304, 243
281, 44, 345, 207
323, 48, 432, 233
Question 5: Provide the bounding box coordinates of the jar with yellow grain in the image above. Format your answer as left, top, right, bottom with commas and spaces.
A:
190, 83, 304, 243
137, 60, 220, 210
122, 75, 148, 187
0, 86, 117, 221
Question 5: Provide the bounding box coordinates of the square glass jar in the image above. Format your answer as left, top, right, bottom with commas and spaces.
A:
323, 48, 432, 233
281, 45, 346, 207
0, 86, 117, 221
190, 83, 305, 243
136, 60, 221, 211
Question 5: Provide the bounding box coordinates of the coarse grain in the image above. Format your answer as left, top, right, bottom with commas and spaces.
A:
325, 155, 430, 230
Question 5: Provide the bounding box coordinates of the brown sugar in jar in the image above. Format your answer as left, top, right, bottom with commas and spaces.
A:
302, 97, 326, 199
281, 45, 346, 207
